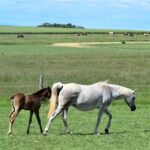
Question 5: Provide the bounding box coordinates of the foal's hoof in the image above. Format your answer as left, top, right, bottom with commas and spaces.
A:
8, 131, 12, 136
105, 128, 109, 134
41, 130, 43, 134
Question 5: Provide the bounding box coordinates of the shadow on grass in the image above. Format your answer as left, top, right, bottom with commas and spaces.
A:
143, 129, 150, 133
59, 131, 128, 136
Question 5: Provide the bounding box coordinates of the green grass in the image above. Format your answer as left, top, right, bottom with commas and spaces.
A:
0, 40, 150, 149
0, 99, 150, 150
0, 33, 150, 45
0, 26, 150, 45
0, 43, 150, 101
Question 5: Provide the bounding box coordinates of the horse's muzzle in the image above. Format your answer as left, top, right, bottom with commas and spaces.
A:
131, 106, 136, 111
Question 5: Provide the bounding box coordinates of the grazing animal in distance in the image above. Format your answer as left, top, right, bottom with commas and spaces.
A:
43, 81, 136, 135
17, 34, 24, 38
8, 87, 51, 135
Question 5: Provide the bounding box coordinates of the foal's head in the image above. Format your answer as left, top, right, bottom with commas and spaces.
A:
33, 86, 51, 99
124, 90, 136, 111
43, 86, 51, 99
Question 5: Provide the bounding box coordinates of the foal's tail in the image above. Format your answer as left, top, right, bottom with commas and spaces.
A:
47, 82, 63, 118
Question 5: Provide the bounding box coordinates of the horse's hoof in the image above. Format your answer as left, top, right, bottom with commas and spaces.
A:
68, 131, 73, 134
43, 131, 47, 136
65, 129, 72, 134
94, 130, 98, 134
105, 128, 109, 134
97, 133, 100, 136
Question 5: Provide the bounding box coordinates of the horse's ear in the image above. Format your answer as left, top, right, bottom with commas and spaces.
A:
133, 89, 137, 94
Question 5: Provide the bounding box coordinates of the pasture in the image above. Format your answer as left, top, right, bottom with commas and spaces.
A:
0, 29, 150, 149
0, 26, 150, 45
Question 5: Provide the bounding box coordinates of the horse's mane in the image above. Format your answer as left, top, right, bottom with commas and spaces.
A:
32, 87, 50, 96
103, 80, 109, 84
96, 80, 109, 85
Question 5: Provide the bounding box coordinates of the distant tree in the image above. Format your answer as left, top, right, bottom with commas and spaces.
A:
37, 22, 52, 27
76, 26, 84, 29
37, 22, 84, 29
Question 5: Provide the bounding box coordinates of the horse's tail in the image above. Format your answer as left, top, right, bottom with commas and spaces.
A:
47, 82, 63, 118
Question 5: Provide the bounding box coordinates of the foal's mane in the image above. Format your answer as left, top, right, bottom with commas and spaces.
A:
32, 87, 50, 96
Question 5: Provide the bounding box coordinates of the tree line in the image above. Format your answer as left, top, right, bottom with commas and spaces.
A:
37, 22, 84, 29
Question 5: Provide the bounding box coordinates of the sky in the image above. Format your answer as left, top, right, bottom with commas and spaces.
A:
0, 0, 150, 30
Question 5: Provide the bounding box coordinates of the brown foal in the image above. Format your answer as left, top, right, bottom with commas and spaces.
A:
8, 87, 51, 135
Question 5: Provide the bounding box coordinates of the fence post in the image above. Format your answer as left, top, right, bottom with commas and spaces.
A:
39, 75, 43, 89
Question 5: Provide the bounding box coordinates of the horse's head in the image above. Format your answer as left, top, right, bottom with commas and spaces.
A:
124, 89, 136, 111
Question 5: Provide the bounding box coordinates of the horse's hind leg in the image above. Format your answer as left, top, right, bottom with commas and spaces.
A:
27, 111, 33, 134
8, 108, 20, 135
43, 106, 63, 135
62, 109, 70, 133
35, 110, 43, 134
94, 106, 105, 134
104, 108, 112, 134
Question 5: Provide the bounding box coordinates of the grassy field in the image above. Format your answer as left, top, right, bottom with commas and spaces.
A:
0, 34, 150, 45
0, 43, 150, 99
0, 26, 150, 45
0, 29, 150, 149
0, 26, 149, 33
0, 101, 150, 150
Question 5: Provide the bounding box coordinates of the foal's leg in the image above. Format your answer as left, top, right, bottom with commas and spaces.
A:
35, 110, 43, 134
8, 108, 20, 135
27, 111, 33, 134
62, 109, 70, 133
9, 110, 14, 118
104, 108, 112, 134
43, 106, 63, 135
94, 106, 105, 134
9, 106, 15, 118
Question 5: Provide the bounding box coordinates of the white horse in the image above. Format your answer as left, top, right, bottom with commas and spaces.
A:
43, 81, 136, 135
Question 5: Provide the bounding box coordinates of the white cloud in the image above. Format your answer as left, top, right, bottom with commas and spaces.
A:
141, 0, 150, 9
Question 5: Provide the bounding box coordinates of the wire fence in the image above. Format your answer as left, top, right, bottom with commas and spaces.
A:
0, 75, 44, 97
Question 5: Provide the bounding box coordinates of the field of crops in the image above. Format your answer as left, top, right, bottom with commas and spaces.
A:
0, 27, 150, 150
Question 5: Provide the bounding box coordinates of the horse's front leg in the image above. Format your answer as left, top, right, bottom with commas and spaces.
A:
43, 106, 63, 135
62, 109, 71, 133
35, 109, 43, 134
27, 111, 33, 134
94, 106, 105, 134
104, 108, 112, 134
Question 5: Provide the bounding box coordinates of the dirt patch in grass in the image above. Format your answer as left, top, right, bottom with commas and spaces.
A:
51, 42, 121, 48
51, 43, 89, 48
51, 41, 150, 48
